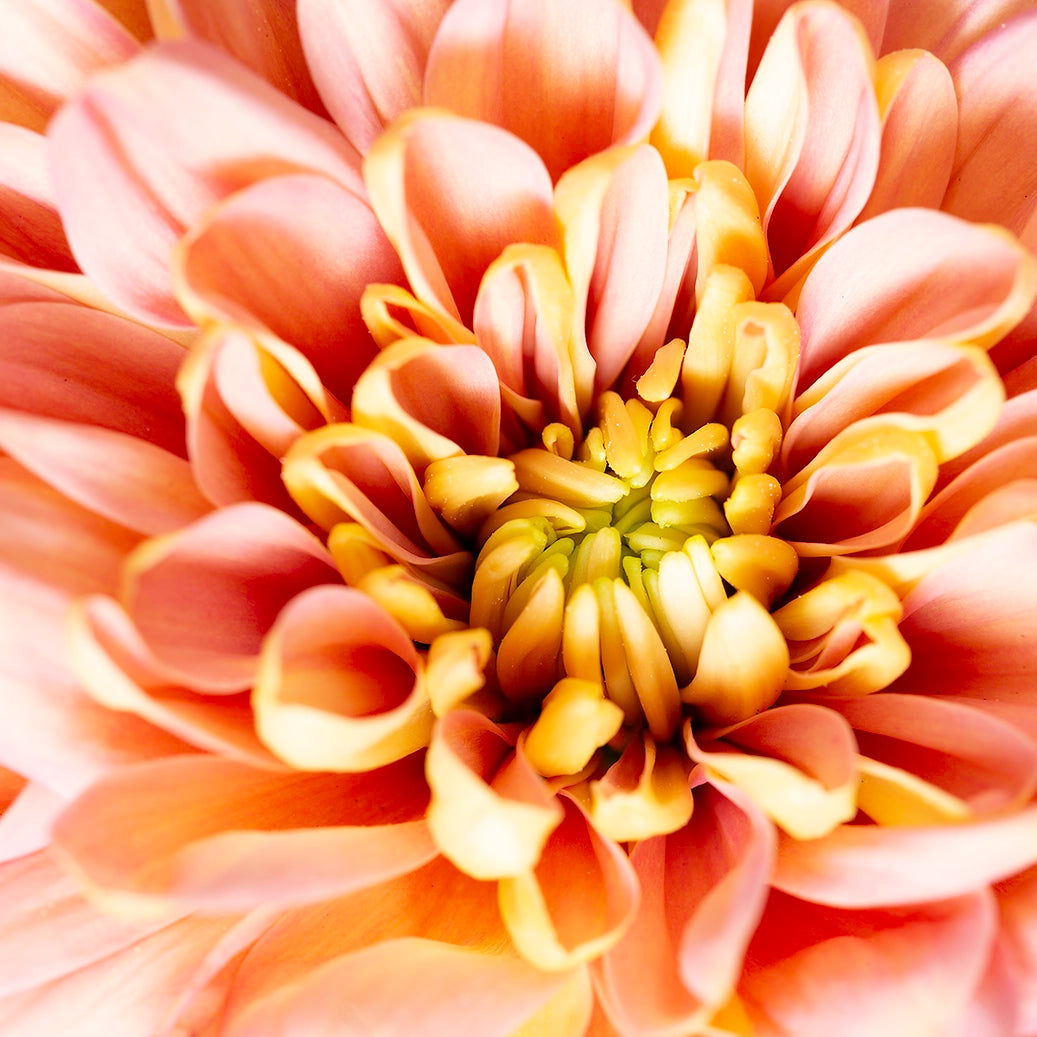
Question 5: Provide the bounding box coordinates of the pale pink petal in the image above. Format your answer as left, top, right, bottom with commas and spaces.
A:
122, 503, 340, 692
773, 805, 1037, 907
744, 2, 879, 284
53, 753, 436, 911
881, 0, 1035, 63
364, 109, 557, 325
425, 0, 662, 182
0, 0, 139, 131
0, 124, 75, 269
0, 299, 187, 455
595, 781, 775, 1034
298, 0, 451, 152
997, 865, 1037, 1034
741, 890, 996, 1037
176, 173, 403, 402
0, 409, 209, 535
795, 209, 1036, 389
857, 49, 957, 220
0, 782, 63, 862
152, 0, 326, 112
226, 937, 566, 1037
941, 11, 1037, 244
48, 41, 362, 326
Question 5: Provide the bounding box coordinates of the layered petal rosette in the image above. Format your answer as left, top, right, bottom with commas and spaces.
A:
3, 0, 1037, 1034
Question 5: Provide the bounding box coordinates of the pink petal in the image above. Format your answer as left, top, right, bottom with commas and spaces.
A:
741, 890, 996, 1037
48, 41, 362, 325
225, 937, 566, 1037
0, 0, 139, 131
0, 782, 63, 863
595, 781, 775, 1034
364, 109, 557, 326
297, 0, 450, 152
53, 753, 436, 911
424, 0, 662, 181
881, 0, 1035, 63
0, 298, 187, 455
941, 11, 1037, 243
857, 49, 957, 220
997, 865, 1037, 1034
122, 503, 340, 692
153, 0, 326, 112
0, 409, 209, 535
176, 173, 403, 402
795, 209, 1035, 390
744, 3, 879, 284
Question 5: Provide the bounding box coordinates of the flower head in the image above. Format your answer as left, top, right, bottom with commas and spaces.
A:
3, 0, 1037, 1034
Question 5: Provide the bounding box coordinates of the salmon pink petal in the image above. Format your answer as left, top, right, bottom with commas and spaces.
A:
0, 0, 139, 131
857, 50, 957, 220
795, 209, 1036, 389
253, 585, 433, 772
740, 890, 996, 1037
595, 781, 774, 1035
0, 409, 209, 535
425, 0, 662, 182
53, 753, 436, 911
942, 11, 1037, 242
48, 41, 362, 326
365, 109, 557, 326
0, 781, 62, 862
297, 0, 450, 152
175, 173, 403, 403
151, 0, 325, 112
743, 2, 879, 284
0, 299, 187, 455
122, 503, 339, 693
997, 866, 1037, 1034
882, 0, 1036, 63
773, 805, 1037, 908
0, 124, 75, 269
225, 937, 567, 1037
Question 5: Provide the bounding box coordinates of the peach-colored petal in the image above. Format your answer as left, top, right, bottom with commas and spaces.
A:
297, 0, 450, 152
48, 41, 362, 325
53, 753, 436, 912
0, 781, 63, 862
595, 780, 774, 1035
0, 124, 76, 270
795, 208, 1036, 389
0, 0, 139, 131
225, 937, 567, 1037
882, 0, 1036, 64
150, 0, 325, 112
856, 49, 957, 221
740, 890, 996, 1037
773, 805, 1037, 908
0, 409, 209, 535
122, 503, 339, 693
175, 173, 403, 403
253, 585, 432, 772
427, 709, 561, 880
364, 108, 557, 326
997, 865, 1037, 1035
0, 299, 187, 455
424, 0, 662, 181
744, 2, 879, 285
941, 10, 1037, 243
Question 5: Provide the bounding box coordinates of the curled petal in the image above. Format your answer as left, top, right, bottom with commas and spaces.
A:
364, 109, 557, 325
596, 781, 774, 1035
795, 209, 1037, 389
123, 503, 339, 692
424, 0, 663, 181
499, 795, 639, 971
253, 585, 431, 772
426, 710, 562, 880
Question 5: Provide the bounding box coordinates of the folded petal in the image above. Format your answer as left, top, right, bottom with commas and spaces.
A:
425, 0, 662, 181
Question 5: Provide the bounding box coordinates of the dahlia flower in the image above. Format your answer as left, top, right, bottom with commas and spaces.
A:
2, 0, 1037, 1033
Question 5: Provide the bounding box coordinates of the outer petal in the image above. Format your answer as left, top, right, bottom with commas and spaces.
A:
297, 0, 450, 152
424, 0, 663, 181
48, 41, 362, 325
741, 890, 996, 1037
595, 780, 775, 1036
997, 865, 1037, 1035
364, 109, 557, 325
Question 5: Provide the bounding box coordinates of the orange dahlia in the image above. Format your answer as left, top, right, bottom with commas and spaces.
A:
2, 1, 1037, 1034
